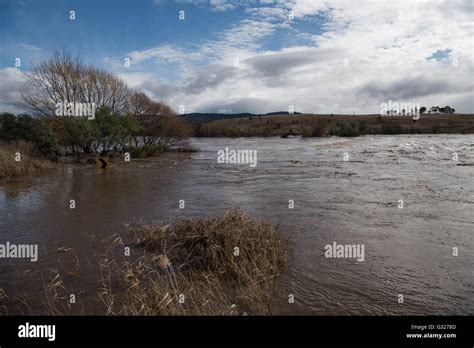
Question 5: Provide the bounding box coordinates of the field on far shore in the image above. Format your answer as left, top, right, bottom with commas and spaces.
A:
193, 113, 474, 137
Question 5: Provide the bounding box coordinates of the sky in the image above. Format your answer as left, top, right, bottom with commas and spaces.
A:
0, 0, 473, 114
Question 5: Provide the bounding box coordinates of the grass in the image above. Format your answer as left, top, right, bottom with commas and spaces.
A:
99, 209, 289, 315
0, 142, 51, 182
0, 209, 290, 315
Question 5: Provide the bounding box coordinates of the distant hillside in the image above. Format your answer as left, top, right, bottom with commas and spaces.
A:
181, 111, 302, 124
192, 113, 474, 137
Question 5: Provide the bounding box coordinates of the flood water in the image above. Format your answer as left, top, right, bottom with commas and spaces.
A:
1, 135, 473, 315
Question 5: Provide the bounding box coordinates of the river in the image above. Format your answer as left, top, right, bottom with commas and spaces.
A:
1, 134, 473, 315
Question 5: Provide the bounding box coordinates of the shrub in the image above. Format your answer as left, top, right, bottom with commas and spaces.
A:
105, 209, 290, 315
132, 114, 192, 150
0, 113, 37, 143
332, 122, 360, 137
312, 125, 325, 137
0, 142, 51, 180
358, 121, 368, 135
381, 121, 402, 134
31, 118, 62, 158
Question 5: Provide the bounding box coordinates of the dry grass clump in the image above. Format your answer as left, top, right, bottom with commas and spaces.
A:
0, 142, 51, 181
0, 210, 289, 315
100, 209, 289, 315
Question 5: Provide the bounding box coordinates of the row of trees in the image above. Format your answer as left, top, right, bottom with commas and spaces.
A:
1, 49, 191, 159
427, 106, 456, 114
0, 107, 191, 159
384, 106, 457, 116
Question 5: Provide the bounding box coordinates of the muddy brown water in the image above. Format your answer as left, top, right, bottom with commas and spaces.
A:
1, 135, 473, 315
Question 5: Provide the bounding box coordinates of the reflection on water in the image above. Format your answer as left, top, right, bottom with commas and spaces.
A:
1, 135, 473, 315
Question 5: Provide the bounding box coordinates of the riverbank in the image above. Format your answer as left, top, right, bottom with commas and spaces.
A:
193, 113, 474, 137
0, 142, 197, 184
0, 143, 51, 183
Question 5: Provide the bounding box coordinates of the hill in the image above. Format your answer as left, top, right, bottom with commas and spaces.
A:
192, 113, 474, 137
181, 111, 302, 124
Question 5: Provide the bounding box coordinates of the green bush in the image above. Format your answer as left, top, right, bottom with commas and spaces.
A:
0, 113, 37, 143
31, 118, 62, 157
331, 122, 360, 137
381, 121, 402, 134
358, 121, 368, 135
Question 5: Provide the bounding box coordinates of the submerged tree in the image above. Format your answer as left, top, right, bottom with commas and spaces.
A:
128, 91, 191, 149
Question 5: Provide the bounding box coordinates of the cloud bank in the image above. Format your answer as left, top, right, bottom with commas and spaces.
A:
2, 0, 473, 114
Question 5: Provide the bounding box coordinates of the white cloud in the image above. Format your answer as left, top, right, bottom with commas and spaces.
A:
0, 68, 28, 114
125, 0, 472, 113
290, 0, 329, 18
128, 44, 205, 65
17, 43, 42, 52
3, 0, 473, 114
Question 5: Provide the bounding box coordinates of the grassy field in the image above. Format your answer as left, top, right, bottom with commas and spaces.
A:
193, 113, 474, 137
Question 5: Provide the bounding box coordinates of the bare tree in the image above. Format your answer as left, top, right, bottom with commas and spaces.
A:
127, 91, 175, 117
22, 49, 131, 115
132, 113, 191, 148
127, 91, 191, 149
127, 91, 151, 116
79, 67, 131, 113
